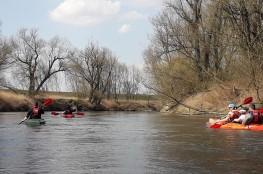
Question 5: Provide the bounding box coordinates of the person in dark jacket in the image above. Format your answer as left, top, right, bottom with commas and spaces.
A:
63, 104, 76, 115
26, 102, 44, 119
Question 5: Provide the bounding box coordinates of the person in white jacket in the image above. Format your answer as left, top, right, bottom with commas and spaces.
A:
233, 107, 253, 125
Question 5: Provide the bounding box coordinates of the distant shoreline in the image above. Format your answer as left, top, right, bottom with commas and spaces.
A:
0, 90, 161, 112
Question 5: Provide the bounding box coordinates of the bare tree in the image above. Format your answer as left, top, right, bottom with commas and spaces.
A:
111, 63, 129, 102
69, 42, 117, 104
0, 22, 18, 91
144, 0, 236, 110
223, 0, 263, 100
10, 28, 70, 95
153, 0, 205, 80
0, 36, 12, 88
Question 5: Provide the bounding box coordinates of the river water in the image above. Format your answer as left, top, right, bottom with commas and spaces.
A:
0, 112, 263, 174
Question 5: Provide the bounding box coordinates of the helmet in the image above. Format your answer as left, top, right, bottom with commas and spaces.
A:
228, 103, 236, 109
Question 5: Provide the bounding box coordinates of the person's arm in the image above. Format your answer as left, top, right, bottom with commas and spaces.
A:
26, 110, 32, 118
216, 115, 230, 124
40, 107, 44, 114
233, 118, 240, 123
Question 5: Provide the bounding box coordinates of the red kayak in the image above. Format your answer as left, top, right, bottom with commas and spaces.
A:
51, 111, 85, 118
62, 113, 75, 118
63, 112, 85, 118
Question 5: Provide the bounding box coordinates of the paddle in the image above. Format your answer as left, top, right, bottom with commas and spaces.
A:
210, 97, 253, 129
18, 98, 54, 124
18, 117, 28, 125
237, 97, 253, 108
43, 98, 54, 107
210, 123, 222, 128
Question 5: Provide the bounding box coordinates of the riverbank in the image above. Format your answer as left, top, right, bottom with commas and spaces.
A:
164, 83, 263, 115
1, 83, 262, 113
0, 90, 161, 112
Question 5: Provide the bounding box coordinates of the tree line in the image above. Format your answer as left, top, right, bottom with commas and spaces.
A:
3, 0, 262, 107
0, 28, 142, 105
144, 0, 263, 105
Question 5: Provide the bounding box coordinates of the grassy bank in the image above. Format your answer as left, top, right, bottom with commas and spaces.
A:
0, 89, 161, 112
170, 83, 263, 115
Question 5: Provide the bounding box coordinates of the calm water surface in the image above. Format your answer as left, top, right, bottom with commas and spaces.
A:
0, 112, 263, 174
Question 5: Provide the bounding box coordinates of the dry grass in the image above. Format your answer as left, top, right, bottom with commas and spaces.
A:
0, 89, 161, 111
0, 91, 32, 111
175, 82, 262, 114
0, 91, 31, 104
101, 99, 161, 111
100, 100, 119, 109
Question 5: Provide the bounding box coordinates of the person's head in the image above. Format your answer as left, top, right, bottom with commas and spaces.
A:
34, 102, 39, 107
228, 103, 236, 110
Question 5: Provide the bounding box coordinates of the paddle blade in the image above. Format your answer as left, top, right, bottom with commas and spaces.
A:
210, 123, 222, 129
18, 117, 27, 125
242, 97, 253, 105
43, 98, 53, 107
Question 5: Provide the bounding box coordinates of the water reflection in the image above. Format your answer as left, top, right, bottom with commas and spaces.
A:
0, 112, 263, 173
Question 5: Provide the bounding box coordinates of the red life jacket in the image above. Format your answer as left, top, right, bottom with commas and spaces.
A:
232, 110, 240, 118
228, 110, 240, 122
252, 110, 262, 124
32, 106, 39, 117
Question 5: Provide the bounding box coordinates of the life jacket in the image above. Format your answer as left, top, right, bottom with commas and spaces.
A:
228, 110, 240, 122
32, 106, 39, 117
251, 110, 263, 124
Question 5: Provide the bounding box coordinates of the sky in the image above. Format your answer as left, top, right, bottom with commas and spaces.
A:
0, 0, 164, 67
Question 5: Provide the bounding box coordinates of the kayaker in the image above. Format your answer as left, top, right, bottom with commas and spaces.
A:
249, 103, 263, 124
216, 103, 240, 125
26, 102, 44, 119
63, 104, 76, 115
232, 107, 253, 125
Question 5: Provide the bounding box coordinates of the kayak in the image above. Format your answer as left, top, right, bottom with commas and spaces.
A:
62, 114, 75, 118
51, 111, 84, 118
221, 123, 263, 131
208, 118, 263, 131
24, 119, 46, 126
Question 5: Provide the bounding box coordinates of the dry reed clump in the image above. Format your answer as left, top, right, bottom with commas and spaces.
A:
101, 99, 119, 110
118, 100, 146, 111
101, 99, 161, 111
0, 91, 32, 111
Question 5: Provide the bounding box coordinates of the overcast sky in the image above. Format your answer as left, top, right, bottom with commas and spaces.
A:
0, 0, 164, 67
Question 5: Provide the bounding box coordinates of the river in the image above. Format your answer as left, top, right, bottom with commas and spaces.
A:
0, 112, 263, 174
